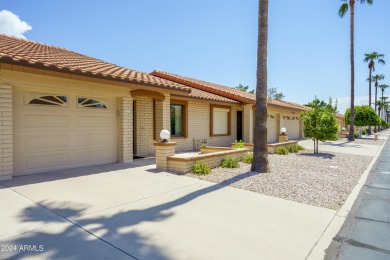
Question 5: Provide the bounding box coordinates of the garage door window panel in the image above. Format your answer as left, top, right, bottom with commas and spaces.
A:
28, 95, 68, 106
78, 97, 108, 109
210, 105, 231, 136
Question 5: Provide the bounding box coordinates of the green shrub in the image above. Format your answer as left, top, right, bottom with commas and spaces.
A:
354, 133, 359, 139
276, 147, 289, 155
191, 161, 211, 175
361, 128, 368, 136
287, 144, 305, 153
221, 156, 239, 168
288, 145, 298, 153
243, 153, 253, 164
234, 140, 245, 148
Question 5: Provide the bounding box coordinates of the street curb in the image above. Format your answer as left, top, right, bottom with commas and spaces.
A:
306, 132, 390, 260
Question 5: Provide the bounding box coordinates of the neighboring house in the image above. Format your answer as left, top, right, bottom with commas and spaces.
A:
151, 70, 310, 145
0, 35, 309, 179
336, 113, 346, 134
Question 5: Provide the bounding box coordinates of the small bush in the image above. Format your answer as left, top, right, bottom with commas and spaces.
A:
234, 140, 245, 148
361, 128, 368, 136
243, 153, 253, 164
192, 161, 211, 175
354, 133, 359, 139
288, 145, 299, 153
287, 144, 305, 153
276, 147, 289, 155
221, 156, 239, 168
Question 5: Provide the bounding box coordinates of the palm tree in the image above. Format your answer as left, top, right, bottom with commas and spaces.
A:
364, 52, 385, 109
379, 84, 389, 117
339, 0, 373, 141
251, 0, 269, 173
371, 74, 384, 113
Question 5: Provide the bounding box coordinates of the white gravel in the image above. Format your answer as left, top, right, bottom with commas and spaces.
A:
187, 151, 373, 210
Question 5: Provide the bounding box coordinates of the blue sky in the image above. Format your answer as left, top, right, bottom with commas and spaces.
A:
1, 0, 390, 113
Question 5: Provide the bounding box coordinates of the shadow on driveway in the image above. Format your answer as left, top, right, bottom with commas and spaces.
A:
1, 171, 258, 259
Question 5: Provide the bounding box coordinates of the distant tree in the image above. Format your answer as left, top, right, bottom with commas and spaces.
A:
379, 84, 389, 117
345, 106, 380, 137
370, 74, 385, 132
304, 97, 338, 113
236, 84, 255, 94
267, 87, 285, 100
339, 0, 374, 141
301, 98, 339, 154
364, 52, 385, 108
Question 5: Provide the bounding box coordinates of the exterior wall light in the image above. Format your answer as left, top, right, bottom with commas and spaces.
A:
281, 127, 287, 134
160, 129, 170, 142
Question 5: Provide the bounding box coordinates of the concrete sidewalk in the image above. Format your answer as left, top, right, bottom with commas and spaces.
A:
0, 162, 334, 260
325, 131, 390, 259
1, 132, 388, 260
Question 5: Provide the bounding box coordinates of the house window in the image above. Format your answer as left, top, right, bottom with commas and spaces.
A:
170, 100, 188, 138
28, 95, 68, 106
210, 105, 231, 136
78, 97, 107, 108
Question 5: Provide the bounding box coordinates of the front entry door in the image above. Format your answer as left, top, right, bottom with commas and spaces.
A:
237, 111, 243, 141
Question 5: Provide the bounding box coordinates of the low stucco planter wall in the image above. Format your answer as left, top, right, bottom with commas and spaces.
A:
167, 147, 250, 174
231, 142, 299, 154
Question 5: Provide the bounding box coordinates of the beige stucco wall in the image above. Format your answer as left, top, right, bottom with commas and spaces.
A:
173, 101, 239, 152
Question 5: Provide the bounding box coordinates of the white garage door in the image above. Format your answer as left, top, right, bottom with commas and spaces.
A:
13, 90, 118, 175
281, 114, 300, 140
267, 114, 277, 143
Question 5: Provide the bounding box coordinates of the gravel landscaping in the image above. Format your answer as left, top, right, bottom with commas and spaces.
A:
187, 151, 373, 210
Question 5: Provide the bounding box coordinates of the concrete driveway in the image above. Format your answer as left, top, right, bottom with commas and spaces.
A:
0, 159, 335, 260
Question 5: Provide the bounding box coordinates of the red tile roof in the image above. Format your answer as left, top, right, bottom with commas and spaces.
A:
184, 87, 240, 104
0, 34, 191, 93
336, 113, 345, 119
151, 70, 310, 111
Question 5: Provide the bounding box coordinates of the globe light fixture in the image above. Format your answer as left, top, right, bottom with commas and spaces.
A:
160, 129, 170, 142
281, 127, 287, 134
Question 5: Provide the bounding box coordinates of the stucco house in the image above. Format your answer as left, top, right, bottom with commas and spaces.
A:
0, 34, 310, 180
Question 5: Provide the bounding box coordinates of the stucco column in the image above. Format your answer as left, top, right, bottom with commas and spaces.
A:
155, 93, 170, 142
276, 113, 281, 140
118, 96, 133, 163
154, 142, 176, 170
0, 83, 13, 180
243, 104, 253, 143
299, 116, 303, 138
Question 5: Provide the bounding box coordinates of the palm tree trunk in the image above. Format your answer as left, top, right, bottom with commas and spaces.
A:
374, 81, 378, 132
251, 0, 270, 173
348, 0, 355, 141
368, 67, 372, 135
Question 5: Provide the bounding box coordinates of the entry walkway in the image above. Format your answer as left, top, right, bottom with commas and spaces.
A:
325, 131, 390, 259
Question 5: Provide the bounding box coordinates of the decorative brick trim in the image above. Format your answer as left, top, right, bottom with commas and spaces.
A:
118, 96, 133, 163
0, 83, 13, 179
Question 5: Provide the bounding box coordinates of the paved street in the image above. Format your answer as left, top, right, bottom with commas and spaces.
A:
325, 131, 390, 259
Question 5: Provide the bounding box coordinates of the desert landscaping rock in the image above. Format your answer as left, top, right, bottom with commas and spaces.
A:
187, 151, 372, 209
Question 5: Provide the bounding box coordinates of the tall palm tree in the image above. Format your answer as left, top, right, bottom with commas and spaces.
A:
371, 74, 385, 112
371, 74, 384, 132
251, 0, 269, 173
364, 52, 385, 109
339, 0, 373, 141
379, 84, 389, 117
